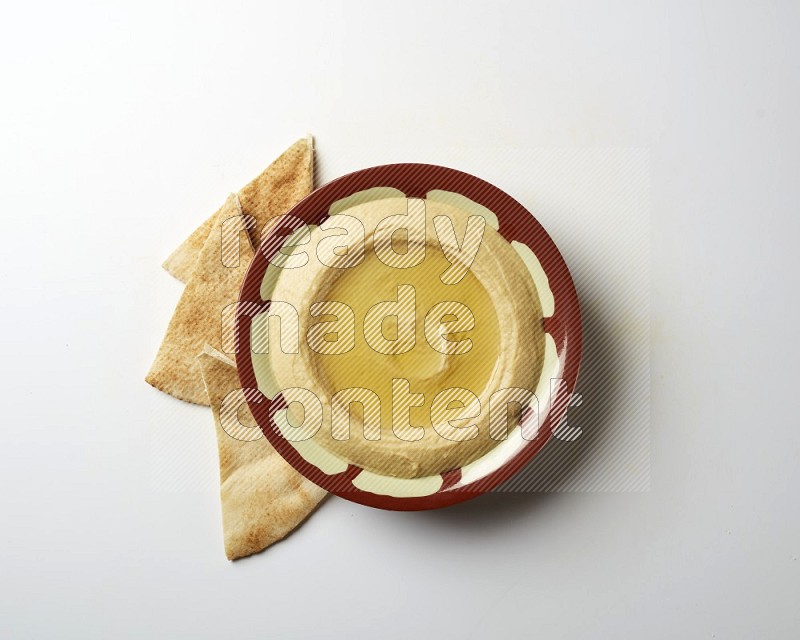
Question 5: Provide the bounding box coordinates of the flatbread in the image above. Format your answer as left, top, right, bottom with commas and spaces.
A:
147, 137, 314, 404
197, 346, 326, 560
162, 212, 216, 283
145, 193, 254, 404
163, 136, 315, 282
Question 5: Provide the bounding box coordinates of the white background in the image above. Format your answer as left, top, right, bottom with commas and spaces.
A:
1, 1, 798, 638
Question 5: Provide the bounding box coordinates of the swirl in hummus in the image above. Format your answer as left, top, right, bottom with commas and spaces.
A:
258, 194, 545, 479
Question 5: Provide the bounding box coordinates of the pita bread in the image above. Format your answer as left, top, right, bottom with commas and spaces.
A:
163, 136, 314, 282
147, 138, 314, 404
162, 212, 216, 283
197, 346, 326, 560
145, 193, 254, 404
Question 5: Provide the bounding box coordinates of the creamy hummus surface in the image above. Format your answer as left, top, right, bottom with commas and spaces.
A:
259, 194, 545, 479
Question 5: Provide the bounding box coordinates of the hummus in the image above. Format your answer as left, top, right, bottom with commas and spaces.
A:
263, 194, 545, 478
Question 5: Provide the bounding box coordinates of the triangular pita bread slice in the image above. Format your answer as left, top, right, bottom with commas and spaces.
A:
163, 136, 314, 282
197, 346, 326, 560
162, 212, 216, 283
146, 193, 254, 404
